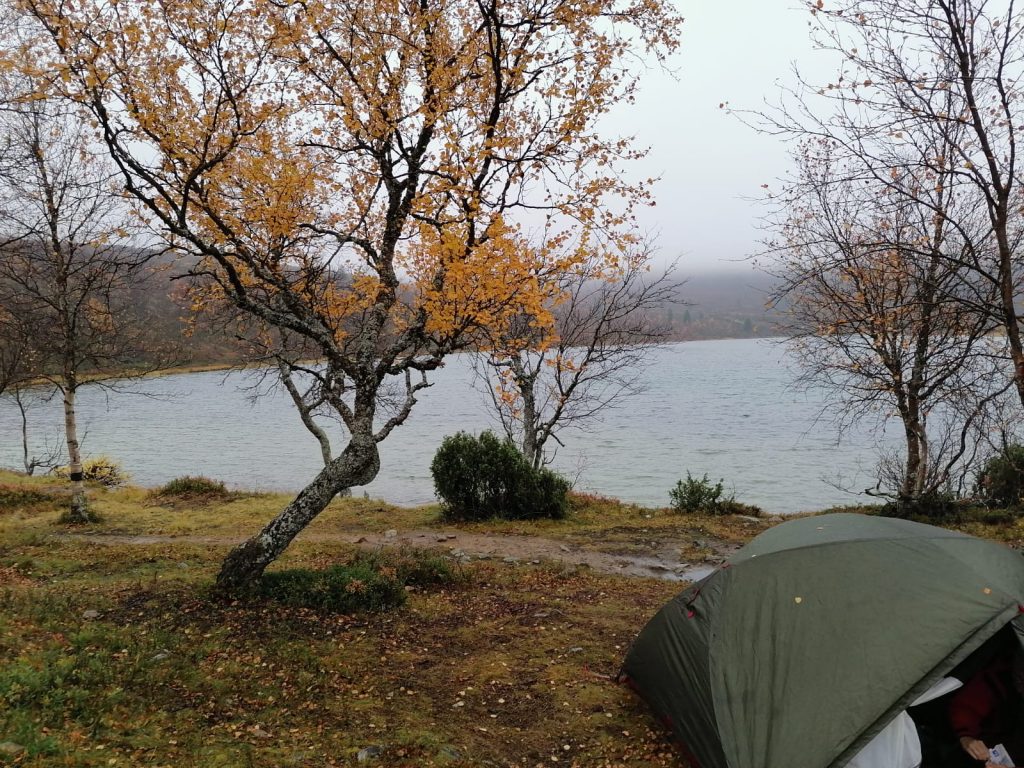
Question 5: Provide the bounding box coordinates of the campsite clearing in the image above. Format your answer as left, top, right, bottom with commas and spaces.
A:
2, 471, 1023, 767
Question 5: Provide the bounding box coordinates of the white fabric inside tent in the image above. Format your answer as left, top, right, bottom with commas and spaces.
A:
847, 678, 963, 768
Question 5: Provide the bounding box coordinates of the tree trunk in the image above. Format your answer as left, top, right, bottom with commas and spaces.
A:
916, 424, 928, 496
901, 419, 922, 500
16, 388, 32, 476
521, 382, 540, 469
62, 383, 93, 523
215, 431, 380, 592
510, 358, 543, 469
995, 233, 1024, 410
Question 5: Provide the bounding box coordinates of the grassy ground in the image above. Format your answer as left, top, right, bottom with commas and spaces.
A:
0, 472, 759, 768
0, 472, 763, 558
2, 472, 1022, 768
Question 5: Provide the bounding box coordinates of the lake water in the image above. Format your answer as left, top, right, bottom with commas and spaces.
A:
0, 338, 898, 514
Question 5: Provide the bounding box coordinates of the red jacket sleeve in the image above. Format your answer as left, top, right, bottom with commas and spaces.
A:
949, 670, 998, 738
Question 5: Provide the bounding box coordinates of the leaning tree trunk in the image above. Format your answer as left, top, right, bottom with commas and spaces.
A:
62, 382, 93, 523
215, 432, 381, 592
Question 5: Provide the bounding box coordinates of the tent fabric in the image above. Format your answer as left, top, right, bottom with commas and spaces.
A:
620, 513, 1024, 768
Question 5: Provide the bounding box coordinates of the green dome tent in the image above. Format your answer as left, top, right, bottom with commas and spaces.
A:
619, 513, 1024, 768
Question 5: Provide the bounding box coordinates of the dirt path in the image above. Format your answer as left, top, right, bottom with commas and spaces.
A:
59, 528, 725, 582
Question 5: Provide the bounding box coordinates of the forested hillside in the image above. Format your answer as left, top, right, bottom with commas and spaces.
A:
129, 262, 781, 371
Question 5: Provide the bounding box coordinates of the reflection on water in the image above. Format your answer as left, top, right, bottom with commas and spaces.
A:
0, 339, 896, 514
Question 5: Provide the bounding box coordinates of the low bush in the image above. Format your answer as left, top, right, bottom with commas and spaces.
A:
258, 547, 462, 613
150, 475, 230, 499
880, 492, 967, 522
669, 472, 734, 515
353, 547, 462, 588
258, 562, 407, 613
976, 444, 1024, 508
717, 499, 764, 518
54, 456, 128, 488
431, 431, 569, 522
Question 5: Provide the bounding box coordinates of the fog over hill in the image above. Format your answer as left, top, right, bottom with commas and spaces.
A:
127, 258, 784, 372
662, 268, 781, 341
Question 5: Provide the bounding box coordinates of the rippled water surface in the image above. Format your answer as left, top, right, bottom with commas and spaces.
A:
0, 339, 897, 513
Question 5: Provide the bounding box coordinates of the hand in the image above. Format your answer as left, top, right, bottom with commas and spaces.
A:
960, 737, 991, 762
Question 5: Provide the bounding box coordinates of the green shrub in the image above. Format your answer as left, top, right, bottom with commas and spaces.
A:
880, 492, 966, 522
976, 444, 1024, 508
54, 456, 128, 487
353, 547, 462, 588
258, 563, 407, 613
258, 547, 463, 613
669, 472, 734, 515
151, 475, 229, 499
430, 431, 569, 522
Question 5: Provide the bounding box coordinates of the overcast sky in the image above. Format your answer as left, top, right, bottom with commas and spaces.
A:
614, 1, 837, 272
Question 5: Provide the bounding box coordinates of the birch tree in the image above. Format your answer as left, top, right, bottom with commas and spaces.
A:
480, 245, 679, 469
18, 0, 682, 589
765, 0, 1024, 408
0, 87, 154, 521
769, 142, 1005, 501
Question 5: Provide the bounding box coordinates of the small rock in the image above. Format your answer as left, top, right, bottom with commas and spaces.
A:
177, 562, 190, 569
357, 745, 384, 762
567, 647, 584, 654
502, 556, 519, 564
437, 536, 450, 542
450, 549, 465, 558
559, 545, 570, 552
0, 743, 25, 758
533, 611, 550, 618
530, 559, 540, 565
384, 529, 398, 539
82, 609, 100, 620
251, 726, 272, 739
444, 533, 457, 540
151, 649, 170, 661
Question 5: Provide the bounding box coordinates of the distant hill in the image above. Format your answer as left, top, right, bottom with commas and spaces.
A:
656, 268, 782, 341
128, 260, 784, 370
